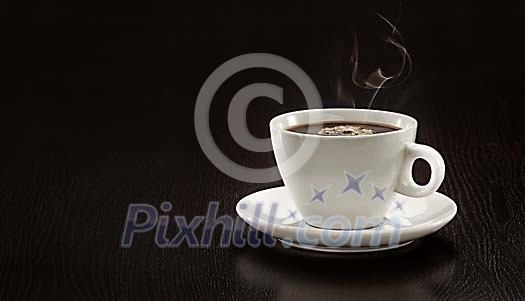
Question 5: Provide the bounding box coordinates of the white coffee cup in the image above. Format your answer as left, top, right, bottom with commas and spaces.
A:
270, 108, 445, 230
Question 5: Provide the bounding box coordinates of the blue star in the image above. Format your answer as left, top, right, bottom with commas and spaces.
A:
308, 185, 329, 204
369, 185, 388, 203
286, 209, 297, 220
394, 201, 405, 212
340, 171, 368, 196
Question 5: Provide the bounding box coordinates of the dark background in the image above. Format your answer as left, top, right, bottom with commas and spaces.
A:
4, 1, 525, 300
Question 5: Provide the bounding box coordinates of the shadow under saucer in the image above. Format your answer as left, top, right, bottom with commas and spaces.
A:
236, 237, 457, 300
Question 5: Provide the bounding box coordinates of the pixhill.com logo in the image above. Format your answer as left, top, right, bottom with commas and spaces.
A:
120, 201, 403, 248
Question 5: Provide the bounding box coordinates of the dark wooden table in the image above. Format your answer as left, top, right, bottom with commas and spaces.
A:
4, 1, 525, 300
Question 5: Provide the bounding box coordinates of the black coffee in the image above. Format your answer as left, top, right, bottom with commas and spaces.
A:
287, 121, 400, 136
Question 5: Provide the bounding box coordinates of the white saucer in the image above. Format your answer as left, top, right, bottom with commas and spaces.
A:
236, 186, 457, 253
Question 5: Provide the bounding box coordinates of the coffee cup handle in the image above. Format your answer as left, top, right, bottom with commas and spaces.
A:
395, 142, 445, 197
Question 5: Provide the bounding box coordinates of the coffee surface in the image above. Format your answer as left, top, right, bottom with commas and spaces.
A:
287, 121, 400, 136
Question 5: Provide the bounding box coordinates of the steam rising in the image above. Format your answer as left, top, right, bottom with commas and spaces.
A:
344, 12, 412, 108
336, 74, 355, 108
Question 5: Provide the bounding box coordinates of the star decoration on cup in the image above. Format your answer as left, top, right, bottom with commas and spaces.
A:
285, 208, 298, 221
340, 171, 368, 196
308, 185, 329, 204
394, 200, 405, 212
369, 185, 388, 203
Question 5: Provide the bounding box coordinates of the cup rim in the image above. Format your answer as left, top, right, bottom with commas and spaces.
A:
270, 108, 418, 139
